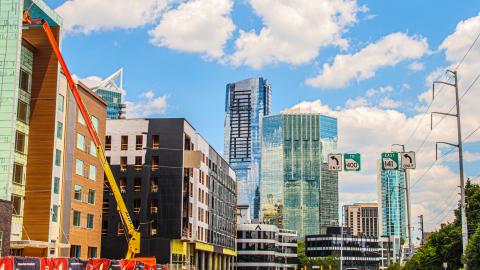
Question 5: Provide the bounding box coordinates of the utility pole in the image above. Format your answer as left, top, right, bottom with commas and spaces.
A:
391, 144, 413, 259
432, 70, 468, 269
418, 215, 424, 245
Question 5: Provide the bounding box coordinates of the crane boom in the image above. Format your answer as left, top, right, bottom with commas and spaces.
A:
40, 21, 140, 258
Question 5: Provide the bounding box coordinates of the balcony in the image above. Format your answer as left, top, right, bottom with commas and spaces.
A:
134, 185, 141, 192
150, 185, 158, 193
133, 207, 140, 214
150, 206, 158, 214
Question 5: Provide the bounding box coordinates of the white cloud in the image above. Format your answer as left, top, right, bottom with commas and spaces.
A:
126, 91, 168, 118
379, 96, 402, 108
346, 97, 368, 108
56, 0, 172, 34
72, 74, 103, 88
306, 32, 429, 89
149, 0, 235, 58
408, 61, 425, 71
229, 0, 365, 68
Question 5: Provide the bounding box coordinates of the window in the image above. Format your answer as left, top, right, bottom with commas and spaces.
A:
91, 116, 99, 132
70, 245, 81, 258
134, 177, 141, 192
89, 141, 97, 157
86, 214, 94, 229
53, 177, 60, 194
51, 205, 59, 222
152, 156, 159, 171
15, 131, 26, 153
117, 222, 124, 236
56, 94, 64, 113
136, 135, 143, 150
75, 159, 84, 176
55, 149, 62, 166
73, 211, 81, 227
77, 133, 85, 151
19, 69, 30, 92
120, 156, 127, 171
105, 136, 112, 150
119, 177, 127, 193
102, 220, 108, 236
88, 247, 97, 258
17, 100, 28, 123
135, 156, 142, 171
152, 135, 159, 149
102, 197, 109, 214
133, 199, 141, 214
11, 195, 22, 215
74, 185, 82, 201
121, 136, 128, 150
89, 165, 96, 181
149, 220, 157, 236
150, 177, 158, 192
56, 121, 63, 139
150, 199, 158, 214
78, 111, 85, 125
88, 189, 95, 204
13, 163, 23, 185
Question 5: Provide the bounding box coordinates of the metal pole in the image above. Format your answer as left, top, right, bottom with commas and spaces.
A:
340, 207, 343, 270
453, 71, 468, 269
419, 215, 424, 245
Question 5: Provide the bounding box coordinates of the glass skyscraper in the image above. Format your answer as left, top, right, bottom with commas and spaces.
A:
260, 113, 339, 238
91, 68, 125, 119
377, 161, 407, 240
224, 77, 272, 219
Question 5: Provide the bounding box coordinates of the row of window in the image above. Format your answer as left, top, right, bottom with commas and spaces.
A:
116, 177, 159, 193
77, 133, 97, 157
76, 159, 97, 181
105, 135, 159, 151
72, 210, 95, 229
70, 245, 97, 258
73, 185, 96, 204
117, 156, 159, 171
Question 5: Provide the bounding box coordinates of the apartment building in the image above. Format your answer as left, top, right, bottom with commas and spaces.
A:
61, 82, 107, 258
0, 0, 70, 256
343, 203, 379, 237
101, 119, 237, 269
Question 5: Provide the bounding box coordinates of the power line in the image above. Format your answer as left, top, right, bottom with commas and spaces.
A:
455, 29, 480, 71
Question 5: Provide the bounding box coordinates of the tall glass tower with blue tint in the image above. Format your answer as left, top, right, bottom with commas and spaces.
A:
91, 68, 126, 119
224, 78, 272, 219
260, 113, 339, 238
377, 162, 407, 240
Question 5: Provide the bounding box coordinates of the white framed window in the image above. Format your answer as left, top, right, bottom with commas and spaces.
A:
76, 159, 84, 176
89, 141, 97, 157
77, 133, 85, 151
78, 111, 85, 125
91, 116, 98, 132
89, 165, 96, 181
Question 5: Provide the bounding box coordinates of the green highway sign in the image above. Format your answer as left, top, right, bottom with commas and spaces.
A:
344, 153, 361, 171
382, 152, 399, 170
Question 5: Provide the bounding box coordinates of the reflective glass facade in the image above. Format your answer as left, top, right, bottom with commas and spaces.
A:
224, 77, 271, 219
261, 114, 338, 238
379, 168, 407, 240
94, 89, 122, 119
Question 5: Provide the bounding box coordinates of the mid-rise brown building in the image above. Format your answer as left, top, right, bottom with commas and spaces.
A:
62, 82, 107, 258
343, 202, 379, 237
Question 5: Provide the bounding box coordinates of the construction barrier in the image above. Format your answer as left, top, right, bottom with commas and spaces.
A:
0, 257, 157, 270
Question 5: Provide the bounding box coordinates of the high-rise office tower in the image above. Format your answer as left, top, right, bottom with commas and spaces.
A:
343, 203, 379, 237
377, 160, 407, 240
224, 78, 271, 219
91, 68, 126, 119
260, 113, 338, 237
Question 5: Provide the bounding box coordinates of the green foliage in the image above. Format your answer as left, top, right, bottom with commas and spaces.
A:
404, 181, 480, 269
465, 224, 480, 268
386, 262, 402, 270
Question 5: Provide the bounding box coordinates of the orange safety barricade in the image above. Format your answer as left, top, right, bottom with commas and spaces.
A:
0, 257, 14, 270
40, 258, 69, 270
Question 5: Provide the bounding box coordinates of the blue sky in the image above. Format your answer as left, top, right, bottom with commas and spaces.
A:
44, 0, 480, 232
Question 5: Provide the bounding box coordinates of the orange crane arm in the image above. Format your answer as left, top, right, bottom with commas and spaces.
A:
41, 21, 140, 259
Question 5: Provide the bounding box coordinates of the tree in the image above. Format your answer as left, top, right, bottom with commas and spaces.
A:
464, 224, 480, 268
297, 240, 340, 269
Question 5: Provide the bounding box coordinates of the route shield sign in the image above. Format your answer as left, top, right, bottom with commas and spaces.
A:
382, 152, 399, 170
344, 153, 361, 171
328, 154, 342, 171
401, 151, 416, 169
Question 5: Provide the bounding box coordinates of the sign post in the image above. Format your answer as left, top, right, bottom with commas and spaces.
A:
343, 153, 361, 171
401, 151, 416, 169
328, 154, 342, 171
381, 152, 399, 170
